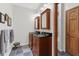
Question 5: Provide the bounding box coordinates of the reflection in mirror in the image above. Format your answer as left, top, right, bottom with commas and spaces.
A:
41, 8, 50, 29
35, 18, 38, 29
34, 16, 40, 29
42, 12, 46, 29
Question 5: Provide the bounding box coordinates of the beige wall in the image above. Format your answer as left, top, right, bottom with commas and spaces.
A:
13, 5, 34, 46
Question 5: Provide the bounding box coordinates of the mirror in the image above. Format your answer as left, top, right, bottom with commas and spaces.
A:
42, 12, 46, 29
41, 8, 50, 29
34, 16, 40, 29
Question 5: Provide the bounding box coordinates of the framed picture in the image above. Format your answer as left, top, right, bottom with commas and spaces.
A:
0, 12, 5, 23
5, 13, 12, 26
4, 13, 9, 21
7, 17, 12, 26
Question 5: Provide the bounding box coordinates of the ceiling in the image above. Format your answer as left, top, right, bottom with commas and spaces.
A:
13, 3, 44, 10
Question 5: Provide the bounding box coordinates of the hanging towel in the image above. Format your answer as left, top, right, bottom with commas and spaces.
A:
0, 31, 1, 51
4, 30, 9, 53
10, 30, 14, 43
1, 30, 5, 56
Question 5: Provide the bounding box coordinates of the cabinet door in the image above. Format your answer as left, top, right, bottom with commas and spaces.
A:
32, 36, 39, 56
36, 38, 39, 56
32, 36, 36, 56
47, 37, 52, 56
29, 33, 33, 49
39, 37, 52, 56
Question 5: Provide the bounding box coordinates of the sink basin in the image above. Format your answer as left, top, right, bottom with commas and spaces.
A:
34, 32, 52, 37
37, 34, 46, 37
34, 33, 49, 37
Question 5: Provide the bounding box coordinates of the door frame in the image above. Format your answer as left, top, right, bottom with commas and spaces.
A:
54, 3, 58, 56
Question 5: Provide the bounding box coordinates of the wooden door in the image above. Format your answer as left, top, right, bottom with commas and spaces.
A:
66, 7, 79, 56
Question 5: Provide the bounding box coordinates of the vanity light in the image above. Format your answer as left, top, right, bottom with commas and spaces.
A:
40, 4, 51, 12
33, 13, 40, 22
43, 4, 51, 9
44, 4, 48, 7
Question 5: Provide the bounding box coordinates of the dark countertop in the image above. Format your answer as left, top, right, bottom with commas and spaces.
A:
33, 32, 52, 38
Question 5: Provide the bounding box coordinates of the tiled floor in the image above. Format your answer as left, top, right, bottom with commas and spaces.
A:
10, 45, 70, 56
9, 45, 33, 56
0, 45, 70, 56
58, 51, 70, 56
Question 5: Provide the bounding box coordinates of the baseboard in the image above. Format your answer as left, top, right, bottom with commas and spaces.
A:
58, 50, 65, 53
58, 49, 65, 52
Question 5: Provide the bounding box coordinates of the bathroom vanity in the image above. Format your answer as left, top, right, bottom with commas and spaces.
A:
29, 32, 52, 56
29, 8, 52, 56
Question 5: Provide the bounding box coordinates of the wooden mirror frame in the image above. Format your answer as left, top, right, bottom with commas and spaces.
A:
34, 16, 40, 29
41, 8, 50, 29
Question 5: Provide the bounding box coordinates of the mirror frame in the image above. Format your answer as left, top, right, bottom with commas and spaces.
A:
41, 8, 50, 29
34, 16, 40, 29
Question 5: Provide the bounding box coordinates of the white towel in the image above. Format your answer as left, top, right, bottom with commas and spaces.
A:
1, 30, 5, 56
4, 30, 10, 53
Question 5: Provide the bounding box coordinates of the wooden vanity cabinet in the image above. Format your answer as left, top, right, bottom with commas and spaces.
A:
32, 35, 52, 56
29, 32, 33, 49
32, 35, 39, 56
